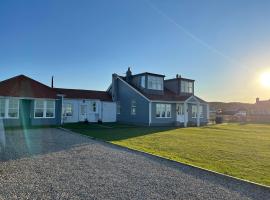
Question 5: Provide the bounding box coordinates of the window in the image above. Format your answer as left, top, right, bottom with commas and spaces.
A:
117, 101, 121, 115
90, 101, 97, 113
131, 100, 136, 115
141, 76, 145, 88
0, 98, 5, 118
34, 100, 55, 118
8, 99, 19, 118
192, 105, 197, 118
0, 98, 19, 119
156, 104, 171, 118
46, 100, 55, 118
177, 104, 184, 115
199, 105, 203, 118
34, 100, 44, 118
181, 80, 193, 93
64, 103, 73, 117
148, 76, 163, 90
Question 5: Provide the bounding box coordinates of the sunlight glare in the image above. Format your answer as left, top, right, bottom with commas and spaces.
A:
260, 72, 270, 88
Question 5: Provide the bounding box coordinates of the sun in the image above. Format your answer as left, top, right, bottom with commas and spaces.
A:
260, 72, 270, 88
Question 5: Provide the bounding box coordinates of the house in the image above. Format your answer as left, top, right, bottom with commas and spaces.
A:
55, 88, 116, 123
0, 75, 61, 127
0, 75, 116, 127
109, 68, 209, 127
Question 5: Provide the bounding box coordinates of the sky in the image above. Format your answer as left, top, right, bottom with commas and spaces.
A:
1, 0, 270, 103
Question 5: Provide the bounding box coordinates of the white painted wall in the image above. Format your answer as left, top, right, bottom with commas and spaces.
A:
101, 102, 116, 122
62, 99, 116, 123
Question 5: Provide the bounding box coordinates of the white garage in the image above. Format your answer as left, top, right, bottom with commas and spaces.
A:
55, 88, 116, 123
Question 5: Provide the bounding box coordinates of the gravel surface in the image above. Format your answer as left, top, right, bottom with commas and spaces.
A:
0, 128, 269, 200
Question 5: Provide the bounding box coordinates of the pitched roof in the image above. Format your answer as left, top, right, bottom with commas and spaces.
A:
117, 76, 207, 103
0, 75, 57, 98
55, 88, 112, 101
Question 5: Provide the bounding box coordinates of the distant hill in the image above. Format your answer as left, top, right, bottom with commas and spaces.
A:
209, 102, 253, 111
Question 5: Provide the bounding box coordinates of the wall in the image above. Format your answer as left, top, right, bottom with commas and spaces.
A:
116, 78, 149, 125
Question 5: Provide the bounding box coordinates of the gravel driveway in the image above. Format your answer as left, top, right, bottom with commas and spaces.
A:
0, 128, 269, 200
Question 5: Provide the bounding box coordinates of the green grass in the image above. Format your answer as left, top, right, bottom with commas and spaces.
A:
63, 122, 270, 186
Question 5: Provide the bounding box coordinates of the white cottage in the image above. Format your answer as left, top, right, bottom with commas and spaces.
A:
55, 88, 116, 123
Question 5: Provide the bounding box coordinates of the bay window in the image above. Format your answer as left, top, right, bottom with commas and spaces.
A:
156, 104, 171, 118
34, 100, 55, 118
148, 76, 163, 90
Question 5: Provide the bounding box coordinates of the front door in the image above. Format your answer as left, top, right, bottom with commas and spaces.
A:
176, 104, 185, 123
79, 104, 88, 121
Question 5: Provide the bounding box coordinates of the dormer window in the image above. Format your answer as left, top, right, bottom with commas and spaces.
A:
181, 80, 193, 93
148, 76, 163, 90
141, 76, 145, 88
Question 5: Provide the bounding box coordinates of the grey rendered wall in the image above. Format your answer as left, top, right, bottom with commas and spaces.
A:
116, 79, 149, 125
30, 99, 62, 126
151, 102, 176, 126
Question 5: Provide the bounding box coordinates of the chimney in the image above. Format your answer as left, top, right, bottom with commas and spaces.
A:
51, 76, 54, 88
126, 67, 132, 82
256, 97, 260, 104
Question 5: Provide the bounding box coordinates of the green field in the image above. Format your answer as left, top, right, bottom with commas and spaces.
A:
63, 123, 270, 186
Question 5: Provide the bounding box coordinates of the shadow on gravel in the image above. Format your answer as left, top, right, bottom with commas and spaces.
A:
0, 128, 91, 162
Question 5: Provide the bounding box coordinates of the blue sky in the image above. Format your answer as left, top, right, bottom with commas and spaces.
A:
1, 0, 270, 102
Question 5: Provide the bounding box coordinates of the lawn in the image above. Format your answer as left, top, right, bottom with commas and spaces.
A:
63, 122, 270, 186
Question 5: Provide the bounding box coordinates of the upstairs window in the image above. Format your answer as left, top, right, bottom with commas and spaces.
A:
148, 76, 163, 90
141, 76, 145, 88
181, 81, 193, 93
131, 100, 136, 115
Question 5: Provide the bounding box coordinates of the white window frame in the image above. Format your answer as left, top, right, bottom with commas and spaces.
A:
156, 104, 171, 118
63, 103, 73, 117
141, 76, 145, 88
199, 105, 203, 118
181, 80, 193, 94
34, 100, 55, 119
7, 98, 20, 119
148, 76, 163, 90
192, 105, 198, 118
131, 100, 136, 115
0, 98, 20, 119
